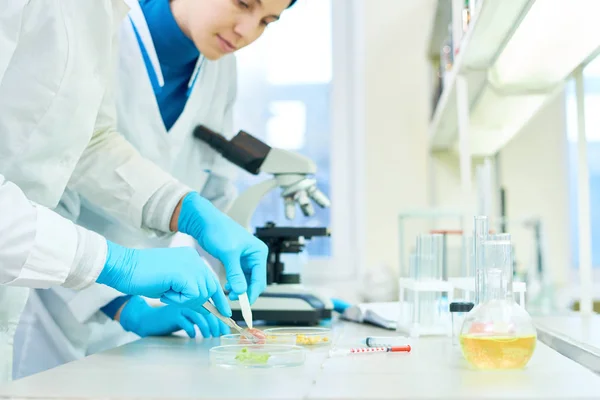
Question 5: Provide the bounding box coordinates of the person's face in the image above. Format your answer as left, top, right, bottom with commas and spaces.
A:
185, 0, 292, 60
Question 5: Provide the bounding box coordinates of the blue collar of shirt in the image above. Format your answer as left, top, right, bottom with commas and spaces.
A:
140, 0, 199, 67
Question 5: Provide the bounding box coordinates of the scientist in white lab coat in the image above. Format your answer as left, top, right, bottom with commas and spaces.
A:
0, 0, 272, 383
12, 0, 297, 379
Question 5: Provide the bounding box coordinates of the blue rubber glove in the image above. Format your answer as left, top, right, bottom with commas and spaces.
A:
97, 241, 231, 316
118, 296, 231, 338
331, 298, 351, 314
177, 192, 268, 304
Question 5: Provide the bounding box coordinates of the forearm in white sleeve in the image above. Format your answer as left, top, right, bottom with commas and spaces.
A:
69, 125, 191, 233
0, 175, 106, 289
68, 22, 191, 235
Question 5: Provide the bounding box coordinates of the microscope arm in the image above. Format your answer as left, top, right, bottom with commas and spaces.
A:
193, 126, 331, 228
226, 179, 277, 229
260, 147, 315, 174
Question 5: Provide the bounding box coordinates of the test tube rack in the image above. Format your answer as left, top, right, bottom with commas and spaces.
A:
397, 278, 454, 338
448, 277, 527, 307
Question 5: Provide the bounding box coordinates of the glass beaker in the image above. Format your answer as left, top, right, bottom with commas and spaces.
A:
459, 237, 537, 370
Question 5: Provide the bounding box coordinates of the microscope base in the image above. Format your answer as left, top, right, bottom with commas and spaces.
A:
230, 285, 333, 325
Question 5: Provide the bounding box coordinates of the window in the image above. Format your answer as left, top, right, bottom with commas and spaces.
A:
233, 0, 333, 257
565, 55, 600, 268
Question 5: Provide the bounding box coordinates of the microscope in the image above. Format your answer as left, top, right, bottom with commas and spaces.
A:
193, 126, 334, 325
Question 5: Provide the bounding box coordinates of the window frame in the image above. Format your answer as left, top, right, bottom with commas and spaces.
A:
565, 75, 600, 269
302, 0, 365, 282
231, 0, 365, 283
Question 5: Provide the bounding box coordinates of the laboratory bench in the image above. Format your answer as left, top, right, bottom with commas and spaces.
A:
535, 313, 600, 375
2, 320, 600, 399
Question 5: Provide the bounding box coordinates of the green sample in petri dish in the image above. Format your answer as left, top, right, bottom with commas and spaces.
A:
234, 347, 271, 365
210, 344, 306, 368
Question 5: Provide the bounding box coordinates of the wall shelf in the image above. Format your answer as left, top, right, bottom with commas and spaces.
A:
429, 0, 600, 156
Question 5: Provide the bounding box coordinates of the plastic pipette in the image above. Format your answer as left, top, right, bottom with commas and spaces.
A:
329, 345, 411, 357
238, 293, 253, 329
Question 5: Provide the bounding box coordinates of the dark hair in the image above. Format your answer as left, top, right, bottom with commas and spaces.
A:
288, 0, 297, 7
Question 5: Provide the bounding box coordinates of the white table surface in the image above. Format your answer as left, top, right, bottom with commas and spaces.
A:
2, 320, 600, 399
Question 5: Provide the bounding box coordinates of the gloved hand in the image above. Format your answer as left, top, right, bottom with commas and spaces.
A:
177, 192, 268, 304
331, 298, 351, 314
118, 296, 230, 338
97, 241, 231, 316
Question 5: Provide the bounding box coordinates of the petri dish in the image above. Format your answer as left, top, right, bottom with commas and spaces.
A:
263, 327, 332, 347
210, 344, 305, 368
220, 333, 297, 346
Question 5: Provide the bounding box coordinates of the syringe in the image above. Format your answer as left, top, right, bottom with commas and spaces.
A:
329, 345, 411, 357
364, 336, 411, 347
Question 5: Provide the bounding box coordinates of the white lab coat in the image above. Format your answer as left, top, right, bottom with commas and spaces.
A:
0, 0, 191, 382
13, 1, 238, 380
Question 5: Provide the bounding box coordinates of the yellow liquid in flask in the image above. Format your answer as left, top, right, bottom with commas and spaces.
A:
459, 335, 537, 370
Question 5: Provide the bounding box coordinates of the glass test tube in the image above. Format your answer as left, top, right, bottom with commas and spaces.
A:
416, 234, 431, 279
415, 234, 444, 327
473, 216, 489, 305
481, 235, 513, 301
408, 253, 418, 324
415, 235, 430, 325
416, 234, 443, 279
461, 235, 474, 279
409, 253, 418, 279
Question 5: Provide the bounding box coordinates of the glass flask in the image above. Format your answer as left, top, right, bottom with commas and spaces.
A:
459, 236, 537, 370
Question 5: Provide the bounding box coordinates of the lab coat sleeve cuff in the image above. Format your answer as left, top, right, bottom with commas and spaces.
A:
62, 226, 108, 291
7, 205, 78, 288
142, 181, 191, 234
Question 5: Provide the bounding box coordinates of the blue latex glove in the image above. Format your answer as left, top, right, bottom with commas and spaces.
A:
97, 241, 231, 316
331, 298, 351, 314
118, 296, 231, 338
177, 192, 268, 304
